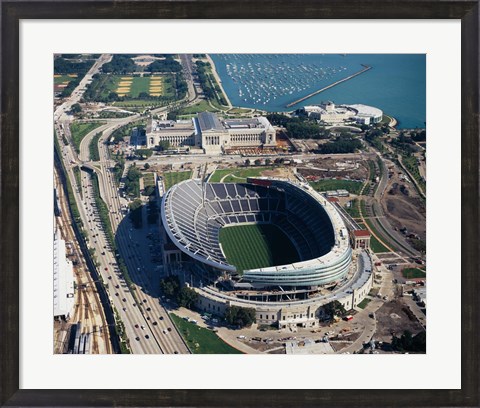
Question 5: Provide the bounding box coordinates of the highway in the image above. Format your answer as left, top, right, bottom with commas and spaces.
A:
55, 54, 191, 353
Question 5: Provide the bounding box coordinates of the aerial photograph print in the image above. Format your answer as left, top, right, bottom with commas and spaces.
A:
53, 53, 426, 355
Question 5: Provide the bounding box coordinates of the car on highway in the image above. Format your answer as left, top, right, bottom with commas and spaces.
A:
134, 324, 139, 328
145, 335, 150, 339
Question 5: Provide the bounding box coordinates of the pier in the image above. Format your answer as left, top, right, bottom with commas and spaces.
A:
285, 64, 372, 108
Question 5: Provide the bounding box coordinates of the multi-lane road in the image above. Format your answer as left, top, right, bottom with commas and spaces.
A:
55, 54, 190, 354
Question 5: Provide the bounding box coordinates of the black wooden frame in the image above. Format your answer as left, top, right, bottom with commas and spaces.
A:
1, 1, 478, 406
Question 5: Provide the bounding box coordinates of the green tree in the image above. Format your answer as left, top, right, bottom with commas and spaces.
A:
224, 305, 256, 328
128, 198, 143, 228
409, 238, 426, 254
160, 275, 180, 297
156, 140, 171, 151
176, 286, 198, 309
108, 92, 119, 101
136, 149, 153, 159
144, 163, 150, 170
70, 103, 82, 114
322, 300, 347, 319
391, 330, 425, 353
142, 185, 155, 197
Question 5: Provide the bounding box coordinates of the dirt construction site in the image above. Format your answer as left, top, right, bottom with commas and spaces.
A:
382, 168, 426, 240
373, 299, 425, 342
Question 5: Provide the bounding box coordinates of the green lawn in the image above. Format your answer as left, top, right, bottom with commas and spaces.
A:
69, 122, 106, 153
402, 268, 426, 279
142, 172, 155, 188
54, 74, 75, 85
380, 113, 393, 125
219, 224, 300, 273
209, 167, 274, 183
86, 74, 176, 101
309, 179, 364, 195
170, 314, 242, 354
179, 100, 219, 115
345, 199, 361, 218
357, 298, 371, 309
369, 235, 391, 253
163, 170, 192, 191
227, 107, 252, 115
357, 222, 390, 253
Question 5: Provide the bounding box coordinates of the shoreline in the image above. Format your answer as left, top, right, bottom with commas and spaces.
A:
205, 54, 232, 108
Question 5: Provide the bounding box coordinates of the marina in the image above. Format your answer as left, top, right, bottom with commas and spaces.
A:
210, 54, 426, 129
285, 64, 372, 108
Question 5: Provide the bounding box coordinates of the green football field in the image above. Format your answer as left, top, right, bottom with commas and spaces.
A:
219, 223, 300, 273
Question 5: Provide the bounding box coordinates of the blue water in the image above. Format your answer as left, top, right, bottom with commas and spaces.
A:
210, 54, 426, 129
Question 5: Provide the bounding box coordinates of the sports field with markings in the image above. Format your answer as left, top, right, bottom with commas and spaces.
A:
85, 74, 175, 100
219, 223, 300, 273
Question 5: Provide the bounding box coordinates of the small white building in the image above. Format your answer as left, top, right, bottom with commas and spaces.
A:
302, 102, 383, 125
53, 228, 75, 320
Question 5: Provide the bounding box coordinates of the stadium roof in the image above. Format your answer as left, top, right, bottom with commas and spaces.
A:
161, 178, 352, 287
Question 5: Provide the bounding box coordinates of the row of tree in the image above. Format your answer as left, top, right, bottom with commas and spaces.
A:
266, 113, 330, 139
54, 57, 94, 74
102, 54, 137, 74
147, 56, 182, 73
124, 165, 142, 197
224, 305, 256, 328
159, 275, 257, 328
195, 61, 227, 105
316, 137, 363, 154
391, 330, 426, 352
128, 198, 143, 229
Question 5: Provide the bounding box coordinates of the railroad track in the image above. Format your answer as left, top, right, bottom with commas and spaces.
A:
54, 168, 112, 354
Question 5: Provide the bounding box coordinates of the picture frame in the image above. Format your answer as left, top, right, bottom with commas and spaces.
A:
1, 1, 478, 406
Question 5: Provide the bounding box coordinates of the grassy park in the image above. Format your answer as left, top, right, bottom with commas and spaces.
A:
309, 179, 364, 195
209, 167, 275, 183
402, 268, 426, 279
69, 122, 105, 153
170, 314, 242, 354
163, 171, 192, 190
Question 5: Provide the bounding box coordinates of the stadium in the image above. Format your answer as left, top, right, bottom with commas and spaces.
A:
159, 177, 373, 327
161, 177, 352, 286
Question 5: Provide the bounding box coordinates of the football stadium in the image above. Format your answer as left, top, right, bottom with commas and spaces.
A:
160, 178, 373, 328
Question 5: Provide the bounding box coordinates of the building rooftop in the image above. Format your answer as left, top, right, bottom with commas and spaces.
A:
197, 111, 224, 132
352, 230, 371, 237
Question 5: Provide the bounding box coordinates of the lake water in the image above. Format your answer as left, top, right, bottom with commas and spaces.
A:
210, 54, 426, 129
